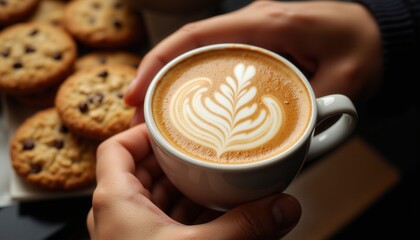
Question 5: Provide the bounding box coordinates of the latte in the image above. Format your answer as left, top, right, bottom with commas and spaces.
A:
152, 47, 312, 164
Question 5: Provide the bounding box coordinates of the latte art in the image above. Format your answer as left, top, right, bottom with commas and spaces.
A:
152, 47, 312, 164
170, 64, 283, 156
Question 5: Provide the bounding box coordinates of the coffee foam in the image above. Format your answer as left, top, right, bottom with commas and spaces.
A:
169, 63, 284, 157
153, 49, 311, 164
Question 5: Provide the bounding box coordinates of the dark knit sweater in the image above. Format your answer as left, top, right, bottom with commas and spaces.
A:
351, 0, 420, 113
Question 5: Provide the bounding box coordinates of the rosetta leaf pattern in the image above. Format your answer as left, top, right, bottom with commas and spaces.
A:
169, 63, 283, 157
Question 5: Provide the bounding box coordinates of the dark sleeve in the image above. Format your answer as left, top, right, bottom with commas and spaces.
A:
350, 0, 420, 114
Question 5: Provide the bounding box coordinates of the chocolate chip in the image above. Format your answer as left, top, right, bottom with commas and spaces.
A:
113, 19, 123, 29
0, 0, 7, 6
51, 20, 60, 26
22, 140, 35, 150
59, 125, 69, 133
88, 17, 96, 24
114, 1, 123, 9
116, 92, 124, 98
79, 102, 89, 113
52, 52, 62, 61
91, 2, 101, 9
25, 45, 36, 53
88, 92, 104, 104
29, 29, 39, 36
97, 70, 108, 78
30, 163, 42, 174
13, 61, 23, 69
1, 49, 9, 57
53, 139, 64, 149
98, 56, 107, 64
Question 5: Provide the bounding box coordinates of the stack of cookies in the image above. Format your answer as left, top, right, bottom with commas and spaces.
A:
0, 0, 145, 191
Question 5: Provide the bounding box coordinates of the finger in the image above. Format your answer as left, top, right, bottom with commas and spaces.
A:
194, 194, 301, 240
86, 208, 94, 238
137, 149, 163, 179
310, 60, 360, 100
105, 123, 152, 164
135, 153, 163, 190
130, 107, 145, 126
124, 8, 257, 107
193, 209, 224, 225
135, 162, 153, 190
95, 123, 151, 192
151, 175, 182, 211
169, 197, 206, 225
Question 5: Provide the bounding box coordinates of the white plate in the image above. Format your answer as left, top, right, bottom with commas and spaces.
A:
9, 171, 94, 202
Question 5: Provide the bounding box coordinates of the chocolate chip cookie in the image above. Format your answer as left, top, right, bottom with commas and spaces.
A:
29, 0, 66, 28
0, 0, 41, 27
75, 50, 142, 71
0, 22, 77, 94
55, 64, 136, 140
63, 0, 143, 49
10, 108, 97, 190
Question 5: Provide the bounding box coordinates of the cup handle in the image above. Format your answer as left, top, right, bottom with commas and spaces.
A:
307, 94, 358, 161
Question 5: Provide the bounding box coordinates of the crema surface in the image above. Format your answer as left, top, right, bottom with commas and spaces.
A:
152, 48, 311, 164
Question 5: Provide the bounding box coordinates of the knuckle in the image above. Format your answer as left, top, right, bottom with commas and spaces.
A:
172, 21, 202, 46
330, 61, 366, 100
249, 0, 275, 10
251, 1, 290, 17
338, 61, 360, 86
250, 1, 302, 32
91, 186, 111, 211
96, 139, 113, 156
178, 22, 201, 36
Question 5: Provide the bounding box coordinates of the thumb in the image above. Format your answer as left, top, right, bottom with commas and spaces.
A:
198, 194, 302, 240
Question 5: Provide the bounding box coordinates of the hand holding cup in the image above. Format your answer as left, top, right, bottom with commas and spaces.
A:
144, 43, 358, 211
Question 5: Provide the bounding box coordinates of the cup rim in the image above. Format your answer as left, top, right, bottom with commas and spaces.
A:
144, 43, 317, 171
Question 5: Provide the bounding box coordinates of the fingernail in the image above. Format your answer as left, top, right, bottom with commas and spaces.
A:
124, 78, 141, 106
272, 195, 302, 235
127, 65, 143, 94
126, 78, 137, 97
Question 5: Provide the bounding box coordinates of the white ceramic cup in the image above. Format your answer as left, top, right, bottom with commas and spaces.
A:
144, 43, 358, 211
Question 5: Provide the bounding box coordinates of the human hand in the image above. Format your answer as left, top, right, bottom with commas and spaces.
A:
125, 0, 382, 125
87, 123, 302, 240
